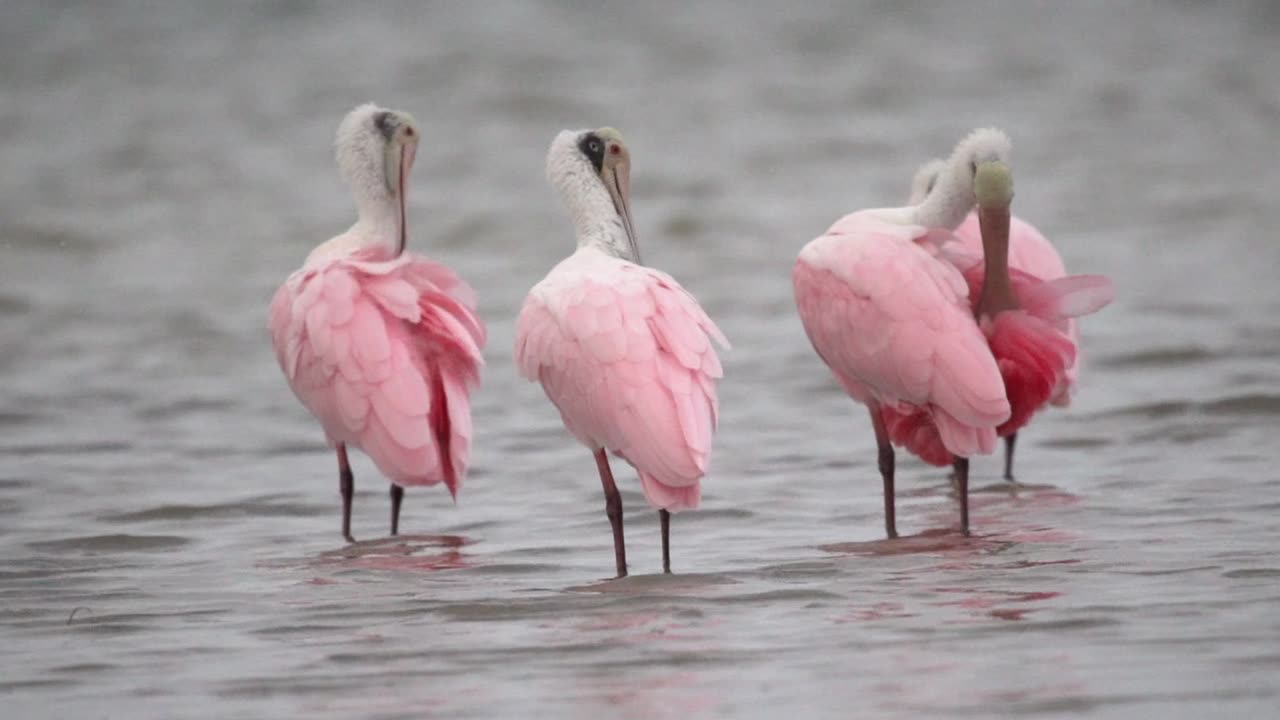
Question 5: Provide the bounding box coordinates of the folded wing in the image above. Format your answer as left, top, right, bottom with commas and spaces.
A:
269, 252, 485, 495
792, 214, 1010, 458
515, 253, 727, 510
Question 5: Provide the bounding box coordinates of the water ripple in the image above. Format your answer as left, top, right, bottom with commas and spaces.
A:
26, 534, 192, 553
100, 498, 328, 523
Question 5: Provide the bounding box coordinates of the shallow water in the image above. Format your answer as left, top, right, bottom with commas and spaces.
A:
3, 1, 1280, 718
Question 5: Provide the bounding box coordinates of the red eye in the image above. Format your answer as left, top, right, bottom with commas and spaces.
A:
609, 144, 620, 155
405, 127, 415, 137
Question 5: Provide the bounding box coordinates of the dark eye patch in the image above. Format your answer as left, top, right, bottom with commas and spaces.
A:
373, 111, 395, 141
577, 132, 605, 172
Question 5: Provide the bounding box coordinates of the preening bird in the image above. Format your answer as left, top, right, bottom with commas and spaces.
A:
268, 103, 486, 542
793, 129, 1111, 537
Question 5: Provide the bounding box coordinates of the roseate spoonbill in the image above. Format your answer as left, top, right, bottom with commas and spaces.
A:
792, 128, 1111, 537
514, 128, 728, 577
909, 160, 1080, 481
268, 103, 486, 542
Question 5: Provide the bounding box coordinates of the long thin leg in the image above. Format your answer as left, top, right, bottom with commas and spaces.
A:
952, 456, 970, 536
593, 449, 628, 578
659, 510, 671, 574
390, 484, 404, 536
337, 444, 355, 543
868, 405, 897, 539
1003, 433, 1017, 482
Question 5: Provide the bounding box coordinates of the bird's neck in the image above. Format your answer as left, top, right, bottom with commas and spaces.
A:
305, 193, 401, 265
568, 181, 637, 263
911, 164, 973, 230
350, 191, 403, 255
354, 205, 399, 246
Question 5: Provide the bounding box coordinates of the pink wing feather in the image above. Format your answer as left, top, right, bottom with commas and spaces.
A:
514, 250, 728, 511
269, 250, 485, 496
792, 211, 1011, 459
951, 212, 1081, 405
877, 260, 1113, 466
961, 264, 1112, 437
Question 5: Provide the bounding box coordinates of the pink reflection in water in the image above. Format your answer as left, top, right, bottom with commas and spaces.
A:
823, 484, 1085, 556
916, 484, 1084, 538
542, 588, 727, 718
568, 608, 720, 646
312, 534, 473, 573
930, 587, 1064, 621
832, 600, 917, 623
823, 484, 1084, 627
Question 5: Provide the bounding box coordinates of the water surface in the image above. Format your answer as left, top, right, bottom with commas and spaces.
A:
2, 2, 1279, 718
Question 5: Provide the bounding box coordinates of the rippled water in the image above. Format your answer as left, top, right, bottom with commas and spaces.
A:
3, 1, 1280, 717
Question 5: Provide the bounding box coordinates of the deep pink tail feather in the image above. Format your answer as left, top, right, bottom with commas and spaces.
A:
966, 265, 1111, 436
983, 311, 1075, 436
881, 404, 997, 467
878, 266, 1111, 463
428, 370, 457, 498
881, 406, 951, 467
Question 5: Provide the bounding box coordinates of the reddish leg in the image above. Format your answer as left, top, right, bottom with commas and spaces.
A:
659, 510, 671, 574
337, 444, 355, 543
593, 449, 628, 578
390, 484, 404, 536
1003, 433, 1018, 482
868, 405, 898, 539
952, 456, 971, 536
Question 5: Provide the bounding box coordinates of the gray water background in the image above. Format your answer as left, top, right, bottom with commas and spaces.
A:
2, 1, 1280, 718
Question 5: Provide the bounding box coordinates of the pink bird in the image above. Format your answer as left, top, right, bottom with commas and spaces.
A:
909, 159, 1079, 481
792, 129, 1111, 537
268, 104, 486, 542
514, 128, 728, 577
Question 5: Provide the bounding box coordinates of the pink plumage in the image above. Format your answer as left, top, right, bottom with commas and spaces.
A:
269, 247, 485, 493
876, 259, 1111, 467
515, 249, 728, 511
793, 128, 1113, 537
794, 211, 1011, 461
268, 103, 486, 542
950, 212, 1080, 406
